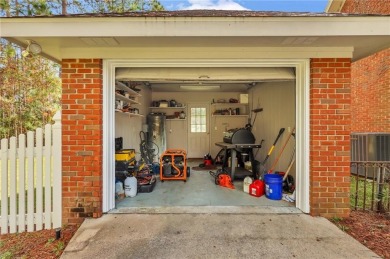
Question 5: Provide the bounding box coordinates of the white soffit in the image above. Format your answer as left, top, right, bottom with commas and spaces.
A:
80, 37, 119, 46
115, 67, 296, 81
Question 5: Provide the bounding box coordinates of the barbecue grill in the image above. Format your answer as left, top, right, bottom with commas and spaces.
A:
223, 128, 256, 144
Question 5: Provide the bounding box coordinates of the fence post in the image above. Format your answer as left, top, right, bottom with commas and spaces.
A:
44, 124, 52, 229
52, 111, 62, 229
9, 137, 17, 233
18, 134, 26, 232
1, 138, 9, 234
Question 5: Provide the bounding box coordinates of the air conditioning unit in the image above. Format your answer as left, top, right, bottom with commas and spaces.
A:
350, 133, 390, 178
351, 133, 390, 162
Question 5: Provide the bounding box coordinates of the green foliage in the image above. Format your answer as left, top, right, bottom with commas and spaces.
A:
0, 40, 61, 139
53, 241, 65, 256
46, 238, 55, 246
0, 251, 14, 259
0, 0, 165, 16
331, 216, 342, 223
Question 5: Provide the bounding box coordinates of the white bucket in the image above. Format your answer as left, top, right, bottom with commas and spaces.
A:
115, 182, 124, 195
243, 176, 253, 193
124, 176, 137, 197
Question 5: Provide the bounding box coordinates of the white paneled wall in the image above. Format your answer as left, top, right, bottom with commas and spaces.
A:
249, 81, 296, 177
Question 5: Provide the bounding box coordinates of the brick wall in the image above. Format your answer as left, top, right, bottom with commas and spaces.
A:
310, 58, 351, 218
350, 49, 390, 132
341, 0, 390, 14
341, 0, 390, 133
61, 59, 103, 224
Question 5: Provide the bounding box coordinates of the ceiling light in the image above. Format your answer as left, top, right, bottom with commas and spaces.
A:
180, 85, 220, 90
22, 40, 42, 58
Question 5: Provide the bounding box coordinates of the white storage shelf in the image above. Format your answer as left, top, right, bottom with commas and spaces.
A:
115, 80, 143, 117
211, 102, 249, 117
115, 109, 144, 117
149, 106, 187, 120
115, 81, 141, 97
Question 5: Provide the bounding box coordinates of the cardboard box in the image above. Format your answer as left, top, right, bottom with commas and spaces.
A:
240, 94, 248, 104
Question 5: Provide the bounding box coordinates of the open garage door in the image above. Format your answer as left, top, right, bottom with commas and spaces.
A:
102, 59, 310, 215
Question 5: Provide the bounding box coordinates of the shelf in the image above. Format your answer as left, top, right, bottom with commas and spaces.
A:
166, 118, 187, 121
115, 81, 141, 97
115, 109, 144, 117
149, 106, 186, 109
115, 93, 140, 105
211, 103, 248, 106
212, 115, 249, 117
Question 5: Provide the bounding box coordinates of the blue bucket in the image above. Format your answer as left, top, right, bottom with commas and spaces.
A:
264, 174, 283, 200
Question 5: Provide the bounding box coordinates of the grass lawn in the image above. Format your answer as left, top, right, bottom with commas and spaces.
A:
350, 176, 390, 212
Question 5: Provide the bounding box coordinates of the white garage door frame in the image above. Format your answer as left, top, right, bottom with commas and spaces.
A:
102, 59, 310, 214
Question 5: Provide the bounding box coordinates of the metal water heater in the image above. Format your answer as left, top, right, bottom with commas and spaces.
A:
147, 113, 166, 158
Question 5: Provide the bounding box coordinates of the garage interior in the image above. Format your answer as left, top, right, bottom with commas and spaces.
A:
112, 67, 298, 211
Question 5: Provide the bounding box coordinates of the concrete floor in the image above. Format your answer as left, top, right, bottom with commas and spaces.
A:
113, 160, 297, 214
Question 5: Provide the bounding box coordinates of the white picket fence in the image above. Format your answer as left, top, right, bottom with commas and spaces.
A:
0, 112, 62, 234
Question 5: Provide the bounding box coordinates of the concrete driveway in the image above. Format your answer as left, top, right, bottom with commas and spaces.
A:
61, 209, 378, 259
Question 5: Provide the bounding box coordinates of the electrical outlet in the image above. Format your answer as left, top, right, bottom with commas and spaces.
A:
288, 127, 291, 133
215, 126, 218, 130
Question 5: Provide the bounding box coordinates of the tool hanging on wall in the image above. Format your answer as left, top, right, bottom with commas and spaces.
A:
258, 128, 285, 179
267, 126, 296, 174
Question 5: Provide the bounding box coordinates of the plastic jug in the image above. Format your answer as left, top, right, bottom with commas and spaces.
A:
124, 176, 137, 197
243, 176, 253, 193
249, 180, 265, 197
115, 181, 124, 195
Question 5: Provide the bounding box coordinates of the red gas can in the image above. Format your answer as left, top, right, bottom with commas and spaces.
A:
249, 180, 265, 197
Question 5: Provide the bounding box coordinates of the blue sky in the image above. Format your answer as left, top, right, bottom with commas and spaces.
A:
160, 0, 329, 12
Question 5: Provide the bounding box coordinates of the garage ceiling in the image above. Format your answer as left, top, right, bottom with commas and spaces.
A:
115, 67, 296, 92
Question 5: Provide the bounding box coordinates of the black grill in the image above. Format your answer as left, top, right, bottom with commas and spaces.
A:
223, 128, 255, 144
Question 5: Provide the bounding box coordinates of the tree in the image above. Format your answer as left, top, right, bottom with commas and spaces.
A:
0, 40, 61, 139
0, 0, 165, 138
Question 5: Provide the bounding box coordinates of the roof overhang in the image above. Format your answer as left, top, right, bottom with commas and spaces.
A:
1, 14, 389, 63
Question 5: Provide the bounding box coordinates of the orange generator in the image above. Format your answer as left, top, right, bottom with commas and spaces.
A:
160, 149, 188, 182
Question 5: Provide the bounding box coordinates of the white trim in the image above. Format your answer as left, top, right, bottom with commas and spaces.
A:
102, 59, 310, 213
102, 60, 116, 212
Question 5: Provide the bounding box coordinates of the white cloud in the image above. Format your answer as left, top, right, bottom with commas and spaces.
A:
184, 0, 248, 10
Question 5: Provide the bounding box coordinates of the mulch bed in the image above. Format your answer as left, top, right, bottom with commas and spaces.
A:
332, 210, 390, 258
0, 224, 79, 258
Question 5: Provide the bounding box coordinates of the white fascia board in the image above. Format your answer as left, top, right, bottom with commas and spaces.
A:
1, 16, 389, 37
60, 46, 354, 59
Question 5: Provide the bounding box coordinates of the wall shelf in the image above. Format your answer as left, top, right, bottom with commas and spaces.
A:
211, 102, 249, 116
211, 103, 248, 106
115, 80, 141, 97
115, 109, 144, 117
149, 106, 186, 109
212, 115, 249, 117
115, 93, 140, 105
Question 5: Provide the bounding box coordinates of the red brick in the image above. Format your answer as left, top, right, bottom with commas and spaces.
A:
61, 59, 103, 225
310, 58, 351, 218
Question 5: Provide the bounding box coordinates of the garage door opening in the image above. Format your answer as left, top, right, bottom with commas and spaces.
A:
102, 59, 310, 214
